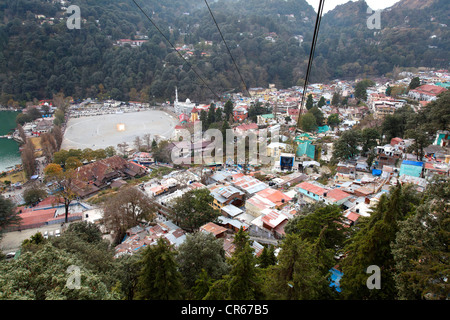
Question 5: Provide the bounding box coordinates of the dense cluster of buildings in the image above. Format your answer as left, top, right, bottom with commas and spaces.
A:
2, 68, 449, 286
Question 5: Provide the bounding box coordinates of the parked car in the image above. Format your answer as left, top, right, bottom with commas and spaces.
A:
5, 252, 16, 259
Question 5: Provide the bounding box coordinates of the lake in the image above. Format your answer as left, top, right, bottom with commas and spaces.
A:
0, 111, 21, 173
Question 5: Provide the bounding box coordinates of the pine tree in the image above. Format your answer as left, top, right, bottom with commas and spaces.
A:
224, 100, 234, 122
306, 94, 314, 110
331, 92, 341, 106
207, 103, 216, 126
263, 234, 324, 300
340, 184, 420, 299
318, 96, 326, 108
258, 245, 277, 269
392, 177, 450, 300
200, 110, 208, 131
205, 228, 261, 300
228, 239, 259, 299
135, 238, 184, 300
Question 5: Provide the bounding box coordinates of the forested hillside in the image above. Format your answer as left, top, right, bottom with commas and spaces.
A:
0, 0, 448, 105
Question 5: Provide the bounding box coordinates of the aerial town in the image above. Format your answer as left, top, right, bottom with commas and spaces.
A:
0, 0, 449, 304
1, 67, 449, 294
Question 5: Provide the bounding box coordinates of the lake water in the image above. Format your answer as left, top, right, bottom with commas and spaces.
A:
0, 111, 21, 173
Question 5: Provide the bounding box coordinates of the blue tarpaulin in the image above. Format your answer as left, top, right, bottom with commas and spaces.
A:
329, 268, 343, 293
372, 169, 382, 176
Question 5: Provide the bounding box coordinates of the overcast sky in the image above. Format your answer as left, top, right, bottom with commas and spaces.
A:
305, 0, 402, 13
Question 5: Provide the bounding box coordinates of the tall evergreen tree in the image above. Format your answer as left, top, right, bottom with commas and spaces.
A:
306, 94, 314, 110
263, 234, 325, 300
224, 100, 234, 122
409, 77, 421, 90
318, 96, 326, 108
392, 177, 450, 300
207, 103, 216, 126
135, 238, 184, 300
340, 184, 420, 299
227, 228, 260, 300
204, 228, 261, 300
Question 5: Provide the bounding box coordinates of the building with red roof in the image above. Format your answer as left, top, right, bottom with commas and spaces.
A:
408, 84, 447, 101
261, 210, 288, 238
200, 222, 228, 238
296, 181, 328, 201
325, 188, 352, 205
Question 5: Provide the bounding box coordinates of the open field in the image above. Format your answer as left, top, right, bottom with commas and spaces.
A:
61, 110, 178, 151
0, 170, 26, 184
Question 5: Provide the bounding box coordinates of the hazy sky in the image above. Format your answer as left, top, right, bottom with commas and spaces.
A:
305, 0, 402, 13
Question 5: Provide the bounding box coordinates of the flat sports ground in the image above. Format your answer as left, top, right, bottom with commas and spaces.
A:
61, 110, 178, 150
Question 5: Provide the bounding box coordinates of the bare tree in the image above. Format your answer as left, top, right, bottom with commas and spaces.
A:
143, 133, 152, 151
17, 124, 27, 143
21, 139, 36, 178
133, 136, 142, 152
40, 133, 57, 162
117, 142, 129, 158
102, 187, 156, 244
52, 92, 70, 113
44, 167, 79, 224
52, 126, 64, 150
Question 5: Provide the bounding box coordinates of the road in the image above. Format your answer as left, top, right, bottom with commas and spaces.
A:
249, 236, 279, 246
0, 223, 67, 254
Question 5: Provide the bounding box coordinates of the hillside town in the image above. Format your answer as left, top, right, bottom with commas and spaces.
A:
1, 66, 448, 297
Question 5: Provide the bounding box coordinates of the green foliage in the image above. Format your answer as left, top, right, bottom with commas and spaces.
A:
285, 205, 346, 250
0, 0, 448, 104
23, 185, 48, 206
332, 129, 361, 162
300, 112, 317, 132
0, 244, 117, 300
0, 195, 20, 237
171, 188, 220, 232
152, 140, 171, 163
409, 77, 421, 90
263, 234, 327, 300
306, 94, 314, 110
204, 228, 262, 300
331, 92, 341, 106
207, 103, 216, 126
258, 245, 277, 269
21, 232, 47, 253
340, 183, 421, 299
248, 102, 271, 122
361, 127, 380, 155
354, 80, 372, 101
386, 84, 392, 96
309, 106, 324, 127
112, 253, 143, 300
224, 100, 234, 122
64, 221, 104, 243
135, 238, 184, 300
318, 96, 326, 108
176, 232, 230, 292
392, 178, 450, 300
327, 113, 340, 128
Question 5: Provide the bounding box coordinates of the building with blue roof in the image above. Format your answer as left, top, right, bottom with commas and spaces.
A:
296, 141, 315, 160
317, 125, 330, 133
399, 160, 424, 178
